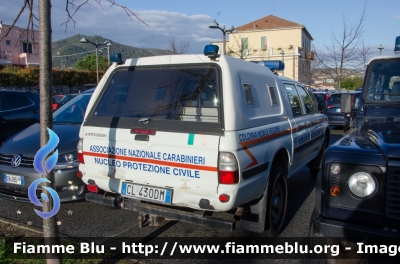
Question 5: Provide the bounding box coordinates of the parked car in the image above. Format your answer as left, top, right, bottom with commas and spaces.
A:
0, 88, 94, 202
312, 91, 332, 101
309, 36, 400, 262
52, 94, 65, 111
79, 47, 329, 235
56, 93, 78, 110
0, 90, 40, 145
324, 92, 351, 132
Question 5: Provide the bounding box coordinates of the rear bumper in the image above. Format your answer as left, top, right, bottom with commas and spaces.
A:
0, 165, 86, 202
86, 192, 236, 231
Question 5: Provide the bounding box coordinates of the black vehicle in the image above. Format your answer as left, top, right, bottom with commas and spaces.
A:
324, 92, 351, 132
0, 89, 94, 202
56, 93, 78, 110
312, 91, 332, 101
309, 37, 400, 262
0, 90, 40, 145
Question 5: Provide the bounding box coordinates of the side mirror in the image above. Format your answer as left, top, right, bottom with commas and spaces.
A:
341, 94, 352, 114
317, 100, 327, 112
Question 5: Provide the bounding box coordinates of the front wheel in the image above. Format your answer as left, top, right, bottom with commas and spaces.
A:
266, 164, 288, 237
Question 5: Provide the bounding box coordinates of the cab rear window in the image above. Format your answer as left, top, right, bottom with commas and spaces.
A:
92, 65, 220, 123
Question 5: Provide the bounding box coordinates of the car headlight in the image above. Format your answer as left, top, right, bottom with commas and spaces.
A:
54, 152, 79, 170
330, 163, 340, 174
62, 151, 78, 163
64, 152, 77, 162
348, 172, 376, 198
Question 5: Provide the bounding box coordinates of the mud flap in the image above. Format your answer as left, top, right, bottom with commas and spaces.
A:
238, 184, 269, 233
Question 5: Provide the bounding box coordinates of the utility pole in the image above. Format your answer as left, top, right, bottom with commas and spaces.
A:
38, 0, 63, 263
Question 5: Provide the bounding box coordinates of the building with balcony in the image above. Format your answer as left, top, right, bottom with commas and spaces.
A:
211, 15, 314, 83
0, 22, 40, 67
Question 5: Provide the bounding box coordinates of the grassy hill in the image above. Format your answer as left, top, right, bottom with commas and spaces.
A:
52, 34, 173, 69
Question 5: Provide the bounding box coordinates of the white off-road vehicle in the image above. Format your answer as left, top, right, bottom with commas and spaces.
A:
78, 45, 329, 235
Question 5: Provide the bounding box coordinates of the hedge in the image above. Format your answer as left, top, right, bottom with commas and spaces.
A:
0, 67, 105, 87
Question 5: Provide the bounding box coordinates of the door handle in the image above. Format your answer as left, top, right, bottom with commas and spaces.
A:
135, 135, 149, 141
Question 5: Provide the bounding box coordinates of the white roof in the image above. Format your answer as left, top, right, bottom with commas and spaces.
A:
367, 52, 400, 65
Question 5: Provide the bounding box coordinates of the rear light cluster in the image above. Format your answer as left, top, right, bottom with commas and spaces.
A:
87, 184, 99, 193
77, 138, 84, 164
327, 104, 334, 108
218, 152, 239, 184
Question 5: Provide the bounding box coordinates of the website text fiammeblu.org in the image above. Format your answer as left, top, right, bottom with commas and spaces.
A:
12, 240, 400, 258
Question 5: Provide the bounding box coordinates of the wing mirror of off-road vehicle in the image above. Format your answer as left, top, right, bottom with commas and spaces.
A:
317, 100, 327, 112
340, 94, 352, 114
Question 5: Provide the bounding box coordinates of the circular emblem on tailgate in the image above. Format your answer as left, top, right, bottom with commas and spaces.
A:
11, 155, 22, 168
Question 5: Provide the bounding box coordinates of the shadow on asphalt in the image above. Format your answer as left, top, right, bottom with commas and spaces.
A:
98, 220, 179, 264
280, 132, 346, 234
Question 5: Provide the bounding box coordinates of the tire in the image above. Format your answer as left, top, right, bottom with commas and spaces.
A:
265, 162, 288, 237
343, 124, 348, 133
309, 133, 328, 179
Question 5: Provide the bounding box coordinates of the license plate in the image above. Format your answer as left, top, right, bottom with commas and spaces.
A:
336, 108, 341, 112
121, 183, 172, 204
3, 173, 24, 185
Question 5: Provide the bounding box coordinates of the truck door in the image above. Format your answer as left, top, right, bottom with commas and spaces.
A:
284, 83, 310, 169
296, 85, 326, 161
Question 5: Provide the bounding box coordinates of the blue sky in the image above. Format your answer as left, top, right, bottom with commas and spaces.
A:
1, 0, 399, 56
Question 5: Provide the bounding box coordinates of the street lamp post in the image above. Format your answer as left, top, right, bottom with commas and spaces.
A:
105, 40, 112, 65
280, 49, 285, 76
209, 19, 235, 55
80, 37, 110, 84
378, 44, 384, 55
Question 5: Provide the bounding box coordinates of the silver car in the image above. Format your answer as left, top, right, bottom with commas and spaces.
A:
0, 89, 94, 202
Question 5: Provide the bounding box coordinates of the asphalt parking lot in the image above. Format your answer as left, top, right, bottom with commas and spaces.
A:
0, 126, 350, 263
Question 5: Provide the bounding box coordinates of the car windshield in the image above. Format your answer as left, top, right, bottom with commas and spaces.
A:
60, 94, 76, 103
53, 93, 92, 124
365, 59, 400, 102
314, 93, 327, 101
53, 96, 63, 103
328, 94, 341, 103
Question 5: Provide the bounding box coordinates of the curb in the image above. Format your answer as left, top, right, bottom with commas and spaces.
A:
0, 217, 43, 235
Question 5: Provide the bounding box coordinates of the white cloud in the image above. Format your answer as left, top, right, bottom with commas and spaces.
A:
1, 0, 222, 53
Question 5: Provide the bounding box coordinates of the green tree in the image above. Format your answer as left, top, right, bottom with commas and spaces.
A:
341, 76, 364, 90
74, 54, 109, 71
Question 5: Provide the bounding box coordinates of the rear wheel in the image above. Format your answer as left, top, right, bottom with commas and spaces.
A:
266, 161, 288, 237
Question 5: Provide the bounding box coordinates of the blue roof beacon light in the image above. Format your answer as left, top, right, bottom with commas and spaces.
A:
204, 45, 219, 60
251, 60, 285, 71
395, 36, 400, 53
110, 53, 123, 64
